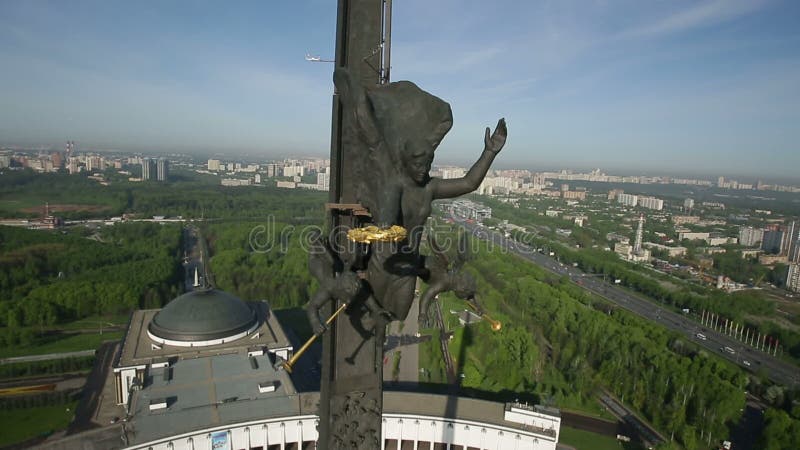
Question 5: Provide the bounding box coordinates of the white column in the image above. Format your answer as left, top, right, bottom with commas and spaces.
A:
381, 419, 387, 450
414, 419, 419, 450
298, 421, 304, 448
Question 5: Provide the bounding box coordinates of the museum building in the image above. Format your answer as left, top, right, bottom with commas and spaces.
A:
113, 288, 561, 450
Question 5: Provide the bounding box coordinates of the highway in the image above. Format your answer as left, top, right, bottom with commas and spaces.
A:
457, 219, 800, 388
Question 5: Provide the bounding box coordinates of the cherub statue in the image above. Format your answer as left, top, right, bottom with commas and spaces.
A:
305, 231, 363, 336
304, 230, 394, 335
418, 228, 481, 327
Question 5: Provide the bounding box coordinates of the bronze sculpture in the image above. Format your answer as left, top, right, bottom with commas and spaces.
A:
306, 67, 506, 336
302, 58, 506, 448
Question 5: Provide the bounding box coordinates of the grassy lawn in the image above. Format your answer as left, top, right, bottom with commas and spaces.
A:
558, 401, 617, 422
558, 426, 628, 450
0, 331, 123, 359
0, 401, 78, 447
0, 198, 43, 216
55, 314, 130, 331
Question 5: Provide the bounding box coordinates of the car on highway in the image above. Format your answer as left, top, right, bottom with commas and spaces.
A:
723, 346, 736, 354
743, 360, 751, 367
696, 333, 707, 340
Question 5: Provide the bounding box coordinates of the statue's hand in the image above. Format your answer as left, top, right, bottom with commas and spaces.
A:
484, 118, 507, 154
312, 320, 328, 337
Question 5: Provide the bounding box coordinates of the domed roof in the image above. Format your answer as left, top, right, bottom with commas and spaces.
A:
148, 289, 258, 343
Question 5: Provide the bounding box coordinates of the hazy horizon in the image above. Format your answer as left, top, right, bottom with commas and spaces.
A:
4, 143, 798, 185
1, 1, 799, 178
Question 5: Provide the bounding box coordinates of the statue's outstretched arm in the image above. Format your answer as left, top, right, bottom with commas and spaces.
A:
431, 118, 506, 199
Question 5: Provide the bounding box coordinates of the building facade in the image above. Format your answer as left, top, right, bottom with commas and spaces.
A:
114, 288, 560, 450
141, 158, 156, 181
637, 196, 664, 211
157, 158, 169, 181
762, 226, 785, 254
123, 394, 560, 450
617, 193, 638, 208
787, 263, 800, 293
738, 226, 764, 248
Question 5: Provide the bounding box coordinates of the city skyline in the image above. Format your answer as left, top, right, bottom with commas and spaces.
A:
1, 1, 799, 178
6, 145, 800, 185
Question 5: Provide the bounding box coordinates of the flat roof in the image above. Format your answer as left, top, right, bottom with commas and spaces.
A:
128, 370, 559, 446
383, 392, 558, 438
127, 352, 310, 446
117, 302, 291, 367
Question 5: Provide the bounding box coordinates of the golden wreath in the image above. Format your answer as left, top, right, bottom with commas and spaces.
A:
347, 225, 407, 243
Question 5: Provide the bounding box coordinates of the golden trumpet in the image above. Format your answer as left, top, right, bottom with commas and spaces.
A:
281, 303, 347, 374
485, 315, 503, 332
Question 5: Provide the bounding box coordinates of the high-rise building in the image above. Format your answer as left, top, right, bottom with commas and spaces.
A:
86, 155, 103, 172
787, 263, 800, 293
266, 163, 282, 177
683, 198, 694, 212
762, 225, 785, 255
783, 221, 797, 259
67, 157, 81, 174
142, 158, 156, 181
788, 221, 800, 263
50, 152, 63, 169
207, 159, 221, 171
316, 168, 330, 191
283, 165, 305, 177
738, 226, 764, 248
638, 196, 664, 210
617, 193, 638, 207
157, 158, 169, 181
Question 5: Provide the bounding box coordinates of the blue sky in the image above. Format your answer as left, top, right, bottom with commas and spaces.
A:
0, 1, 798, 179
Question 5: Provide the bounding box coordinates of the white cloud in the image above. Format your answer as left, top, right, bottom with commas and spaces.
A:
621, 0, 769, 39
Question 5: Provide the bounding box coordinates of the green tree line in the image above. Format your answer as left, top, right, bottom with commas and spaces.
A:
205, 221, 317, 309
0, 223, 182, 333
0, 169, 327, 220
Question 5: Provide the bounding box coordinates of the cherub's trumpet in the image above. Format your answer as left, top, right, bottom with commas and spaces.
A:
280, 303, 347, 373
484, 315, 502, 332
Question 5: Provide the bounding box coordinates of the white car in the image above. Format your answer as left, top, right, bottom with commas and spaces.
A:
696, 333, 707, 340
743, 360, 751, 367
